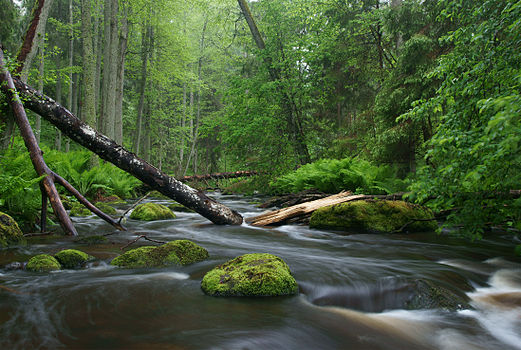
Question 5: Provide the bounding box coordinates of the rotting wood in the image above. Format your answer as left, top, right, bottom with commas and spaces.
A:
247, 192, 407, 226
10, 76, 243, 225
180, 171, 259, 182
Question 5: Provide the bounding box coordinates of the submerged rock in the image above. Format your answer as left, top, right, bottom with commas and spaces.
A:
0, 211, 26, 247
26, 254, 61, 272
309, 199, 437, 233
406, 279, 471, 311
130, 203, 175, 221
70, 203, 91, 217
54, 249, 94, 269
201, 253, 299, 297
94, 202, 117, 216
111, 240, 208, 268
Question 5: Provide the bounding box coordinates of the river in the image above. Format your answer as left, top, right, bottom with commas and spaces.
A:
1, 193, 520, 349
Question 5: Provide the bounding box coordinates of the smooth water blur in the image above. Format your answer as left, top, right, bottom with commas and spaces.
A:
0, 193, 520, 349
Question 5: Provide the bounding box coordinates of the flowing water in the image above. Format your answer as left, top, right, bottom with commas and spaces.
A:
1, 193, 520, 349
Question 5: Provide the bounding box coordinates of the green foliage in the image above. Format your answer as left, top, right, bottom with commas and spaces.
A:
271, 158, 407, 195
405, 0, 521, 240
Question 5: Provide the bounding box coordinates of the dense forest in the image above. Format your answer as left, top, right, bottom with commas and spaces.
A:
1, 0, 520, 247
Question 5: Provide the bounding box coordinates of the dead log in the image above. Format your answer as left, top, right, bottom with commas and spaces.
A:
10, 76, 243, 225
179, 171, 259, 182
0, 47, 125, 234
247, 192, 407, 226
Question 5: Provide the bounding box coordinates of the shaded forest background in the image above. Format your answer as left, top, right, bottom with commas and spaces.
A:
1, 0, 520, 243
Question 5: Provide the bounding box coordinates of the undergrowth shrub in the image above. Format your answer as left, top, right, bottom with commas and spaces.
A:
270, 158, 407, 195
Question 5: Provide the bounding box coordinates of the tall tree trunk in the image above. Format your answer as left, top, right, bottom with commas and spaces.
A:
36, 43, 44, 144
66, 0, 74, 152
114, 5, 128, 145
237, 0, 310, 165
100, 0, 111, 135
16, 0, 54, 82
54, 57, 62, 150
134, 22, 152, 154
81, 0, 96, 131
93, 0, 101, 112
104, 0, 118, 139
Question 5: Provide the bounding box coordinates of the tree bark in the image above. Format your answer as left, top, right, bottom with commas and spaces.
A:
81, 0, 96, 132
12, 77, 244, 225
16, 0, 54, 81
114, 4, 128, 145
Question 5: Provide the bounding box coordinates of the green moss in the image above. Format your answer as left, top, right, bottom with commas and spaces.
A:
130, 203, 176, 221
309, 199, 437, 233
94, 202, 117, 215
167, 202, 195, 213
26, 254, 61, 272
54, 249, 94, 269
147, 190, 169, 199
201, 253, 299, 297
74, 235, 108, 245
0, 211, 26, 247
70, 203, 91, 217
110, 240, 208, 268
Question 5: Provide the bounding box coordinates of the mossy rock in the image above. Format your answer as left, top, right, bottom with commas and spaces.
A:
167, 202, 194, 213
0, 211, 26, 248
309, 199, 437, 233
111, 240, 208, 268
70, 203, 91, 217
130, 203, 175, 221
26, 254, 61, 272
201, 253, 299, 297
147, 190, 169, 199
405, 279, 471, 311
94, 202, 117, 216
54, 249, 94, 269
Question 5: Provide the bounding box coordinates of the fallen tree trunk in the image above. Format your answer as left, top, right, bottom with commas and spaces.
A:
247, 192, 406, 226
0, 48, 125, 235
179, 171, 259, 182
11, 76, 243, 225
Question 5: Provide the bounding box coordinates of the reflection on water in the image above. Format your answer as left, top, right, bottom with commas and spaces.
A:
0, 193, 520, 349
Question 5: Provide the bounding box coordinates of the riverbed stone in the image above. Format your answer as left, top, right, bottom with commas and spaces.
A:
0, 211, 26, 247
110, 240, 209, 268
406, 279, 471, 311
201, 253, 299, 297
26, 254, 61, 272
130, 203, 175, 221
54, 249, 95, 269
309, 199, 437, 233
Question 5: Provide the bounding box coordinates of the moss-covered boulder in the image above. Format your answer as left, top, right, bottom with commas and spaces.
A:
111, 240, 208, 268
70, 203, 91, 217
130, 203, 175, 221
201, 253, 299, 297
94, 202, 117, 215
167, 202, 194, 213
0, 211, 26, 247
26, 254, 61, 272
54, 249, 94, 269
309, 199, 437, 233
